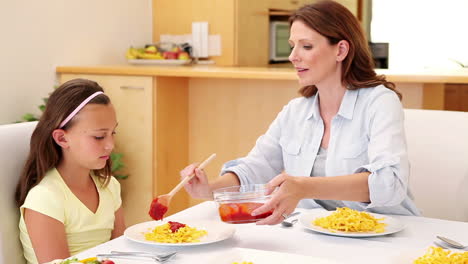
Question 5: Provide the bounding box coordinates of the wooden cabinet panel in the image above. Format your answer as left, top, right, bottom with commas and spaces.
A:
445, 84, 468, 112
153, 0, 236, 66
60, 74, 154, 226
335, 0, 359, 16
188, 78, 298, 206
463, 85, 468, 112
153, 77, 189, 216
152, 0, 361, 66
236, 0, 269, 66
153, 0, 269, 66
269, 0, 303, 10
269, 0, 356, 13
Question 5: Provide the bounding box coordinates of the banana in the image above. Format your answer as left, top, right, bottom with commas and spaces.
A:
126, 46, 164, 60
137, 52, 163, 60
125, 48, 137, 59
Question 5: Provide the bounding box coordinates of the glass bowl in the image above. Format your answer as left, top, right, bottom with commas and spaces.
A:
213, 184, 274, 224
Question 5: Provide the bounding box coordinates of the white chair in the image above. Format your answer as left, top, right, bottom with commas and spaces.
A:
0, 121, 37, 264
404, 109, 468, 222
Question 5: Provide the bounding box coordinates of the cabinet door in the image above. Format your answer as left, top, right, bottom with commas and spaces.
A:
269, 0, 304, 10
269, 0, 358, 15
60, 74, 153, 226
335, 0, 358, 16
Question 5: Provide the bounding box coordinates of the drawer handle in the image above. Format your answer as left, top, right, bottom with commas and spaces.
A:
120, 85, 144, 90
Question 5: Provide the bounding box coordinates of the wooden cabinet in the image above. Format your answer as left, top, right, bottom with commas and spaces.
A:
336, 0, 359, 16
60, 74, 154, 226
444, 84, 468, 111
269, 0, 307, 10
153, 0, 269, 66
153, 0, 361, 66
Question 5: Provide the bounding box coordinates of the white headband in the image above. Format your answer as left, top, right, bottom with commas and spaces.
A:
59, 91, 104, 128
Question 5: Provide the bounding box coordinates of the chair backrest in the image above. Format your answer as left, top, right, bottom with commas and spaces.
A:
404, 109, 468, 222
0, 121, 37, 264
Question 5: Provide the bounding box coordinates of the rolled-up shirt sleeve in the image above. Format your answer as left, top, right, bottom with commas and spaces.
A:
355, 91, 409, 208
220, 105, 290, 185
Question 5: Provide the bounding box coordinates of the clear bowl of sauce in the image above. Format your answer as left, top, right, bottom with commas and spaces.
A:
213, 184, 274, 224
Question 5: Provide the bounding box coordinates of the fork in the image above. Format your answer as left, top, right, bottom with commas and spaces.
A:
436, 236, 467, 250
110, 251, 177, 258
433, 241, 449, 249
97, 251, 177, 262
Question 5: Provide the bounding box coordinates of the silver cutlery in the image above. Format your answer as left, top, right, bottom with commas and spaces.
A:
97, 251, 177, 262
436, 236, 467, 249
110, 251, 177, 258
433, 241, 449, 249
281, 211, 301, 227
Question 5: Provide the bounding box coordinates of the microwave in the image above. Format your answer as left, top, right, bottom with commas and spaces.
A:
270, 21, 291, 62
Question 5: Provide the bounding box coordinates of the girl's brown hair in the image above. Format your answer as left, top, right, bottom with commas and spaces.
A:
15, 79, 112, 207
289, 0, 401, 99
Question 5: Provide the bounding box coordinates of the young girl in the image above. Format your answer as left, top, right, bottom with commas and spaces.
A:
15, 79, 126, 264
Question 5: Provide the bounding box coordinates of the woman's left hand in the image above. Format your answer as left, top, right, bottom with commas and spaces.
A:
251, 173, 306, 225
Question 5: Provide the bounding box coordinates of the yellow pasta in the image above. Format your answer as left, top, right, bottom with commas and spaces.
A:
313, 207, 386, 233
413, 246, 468, 264
144, 223, 207, 243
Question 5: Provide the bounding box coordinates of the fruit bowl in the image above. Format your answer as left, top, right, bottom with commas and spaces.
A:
126, 42, 192, 64
213, 184, 274, 224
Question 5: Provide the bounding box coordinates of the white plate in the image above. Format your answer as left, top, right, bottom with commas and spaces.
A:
299, 210, 405, 237
124, 220, 235, 246
127, 59, 191, 65
203, 247, 342, 264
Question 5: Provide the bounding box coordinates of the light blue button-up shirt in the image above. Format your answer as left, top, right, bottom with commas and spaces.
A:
221, 85, 420, 216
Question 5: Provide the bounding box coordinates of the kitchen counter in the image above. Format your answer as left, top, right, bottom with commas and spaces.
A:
56, 65, 468, 84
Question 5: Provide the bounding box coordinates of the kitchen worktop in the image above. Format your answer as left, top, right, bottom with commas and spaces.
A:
56, 65, 468, 84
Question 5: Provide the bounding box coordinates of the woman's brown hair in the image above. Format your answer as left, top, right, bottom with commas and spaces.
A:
290, 0, 401, 99
15, 79, 112, 207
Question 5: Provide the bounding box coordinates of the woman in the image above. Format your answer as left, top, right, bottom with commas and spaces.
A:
181, 0, 420, 225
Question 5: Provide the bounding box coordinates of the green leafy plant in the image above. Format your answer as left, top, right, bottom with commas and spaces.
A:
19, 94, 128, 180
110, 152, 128, 180
17, 97, 47, 122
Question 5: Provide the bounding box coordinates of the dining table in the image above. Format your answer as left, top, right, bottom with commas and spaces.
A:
72, 201, 468, 264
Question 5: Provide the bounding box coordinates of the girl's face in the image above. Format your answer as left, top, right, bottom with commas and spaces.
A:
288, 20, 341, 88
63, 103, 117, 170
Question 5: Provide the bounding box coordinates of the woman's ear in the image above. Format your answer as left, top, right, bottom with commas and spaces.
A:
52, 129, 69, 148
336, 40, 349, 62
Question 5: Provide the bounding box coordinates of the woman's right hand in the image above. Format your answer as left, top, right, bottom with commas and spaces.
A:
180, 163, 213, 199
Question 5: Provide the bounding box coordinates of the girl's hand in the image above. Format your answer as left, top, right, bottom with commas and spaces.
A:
251, 173, 305, 225
180, 163, 213, 199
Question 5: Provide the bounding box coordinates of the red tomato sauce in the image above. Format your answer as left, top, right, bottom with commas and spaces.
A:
168, 221, 186, 233
218, 202, 273, 223
148, 198, 168, 220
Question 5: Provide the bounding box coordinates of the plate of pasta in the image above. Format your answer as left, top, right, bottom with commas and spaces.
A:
124, 220, 236, 246
299, 208, 405, 237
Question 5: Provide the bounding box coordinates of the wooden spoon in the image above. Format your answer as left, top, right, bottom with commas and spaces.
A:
148, 153, 217, 220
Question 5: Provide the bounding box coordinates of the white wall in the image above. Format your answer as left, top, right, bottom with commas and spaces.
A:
371, 0, 468, 70
0, 0, 152, 124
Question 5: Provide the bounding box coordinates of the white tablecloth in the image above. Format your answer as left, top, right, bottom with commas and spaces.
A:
73, 201, 468, 264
